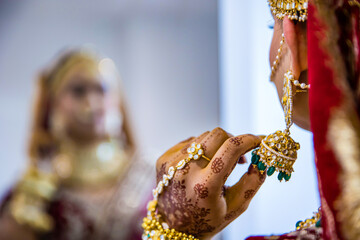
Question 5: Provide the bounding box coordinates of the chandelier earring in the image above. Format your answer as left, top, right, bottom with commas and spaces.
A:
251, 69, 310, 182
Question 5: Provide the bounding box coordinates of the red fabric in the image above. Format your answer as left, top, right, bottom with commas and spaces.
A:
247, 1, 360, 239
0, 189, 143, 240
248, 236, 295, 240
246, 227, 322, 240
309, 1, 360, 239
307, 2, 343, 239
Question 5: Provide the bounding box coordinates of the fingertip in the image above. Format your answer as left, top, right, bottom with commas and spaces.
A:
247, 164, 259, 174
247, 164, 267, 183
257, 135, 266, 140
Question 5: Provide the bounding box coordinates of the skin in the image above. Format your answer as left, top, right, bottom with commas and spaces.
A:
51, 62, 118, 145
156, 15, 310, 239
271, 16, 309, 130
157, 129, 265, 239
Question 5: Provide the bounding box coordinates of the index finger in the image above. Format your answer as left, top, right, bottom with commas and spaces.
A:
203, 134, 262, 192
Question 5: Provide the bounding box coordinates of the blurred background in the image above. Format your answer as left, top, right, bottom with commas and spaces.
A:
0, 0, 319, 239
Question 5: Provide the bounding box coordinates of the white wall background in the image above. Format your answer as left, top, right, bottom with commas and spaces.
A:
219, 1, 320, 239
0, 0, 219, 198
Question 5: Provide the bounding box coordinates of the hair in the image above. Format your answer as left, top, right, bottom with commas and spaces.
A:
28, 49, 135, 164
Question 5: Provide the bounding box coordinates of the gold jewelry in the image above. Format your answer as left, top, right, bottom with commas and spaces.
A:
349, 0, 360, 8
142, 213, 198, 240
142, 142, 209, 240
296, 208, 322, 230
53, 140, 128, 188
187, 142, 209, 161
271, 33, 285, 77
268, 0, 308, 22
202, 155, 210, 161
10, 167, 58, 232
252, 70, 301, 182
285, 70, 310, 90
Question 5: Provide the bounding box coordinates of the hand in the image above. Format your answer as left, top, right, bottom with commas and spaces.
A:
156, 127, 266, 239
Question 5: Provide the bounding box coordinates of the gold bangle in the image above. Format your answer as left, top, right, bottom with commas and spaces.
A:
142, 212, 198, 240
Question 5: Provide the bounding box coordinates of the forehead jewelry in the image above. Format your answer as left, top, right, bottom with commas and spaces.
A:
268, 0, 308, 22
142, 142, 209, 240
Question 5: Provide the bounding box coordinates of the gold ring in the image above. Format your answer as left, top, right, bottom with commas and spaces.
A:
202, 155, 210, 161
187, 142, 210, 161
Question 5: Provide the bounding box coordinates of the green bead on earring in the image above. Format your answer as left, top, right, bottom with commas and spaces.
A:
251, 153, 260, 165
267, 166, 276, 176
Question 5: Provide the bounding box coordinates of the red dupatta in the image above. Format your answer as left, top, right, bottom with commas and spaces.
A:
247, 1, 360, 239
308, 0, 360, 239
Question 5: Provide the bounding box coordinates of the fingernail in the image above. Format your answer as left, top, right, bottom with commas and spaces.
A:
238, 155, 247, 164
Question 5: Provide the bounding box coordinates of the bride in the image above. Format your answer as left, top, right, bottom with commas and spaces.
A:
0, 50, 152, 240
142, 0, 360, 239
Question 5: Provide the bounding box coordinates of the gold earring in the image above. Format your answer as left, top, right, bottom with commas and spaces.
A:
252, 70, 306, 182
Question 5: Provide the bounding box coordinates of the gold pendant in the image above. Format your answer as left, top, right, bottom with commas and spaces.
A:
254, 130, 299, 181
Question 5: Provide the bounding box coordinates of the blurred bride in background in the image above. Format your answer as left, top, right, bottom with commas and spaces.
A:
0, 49, 153, 240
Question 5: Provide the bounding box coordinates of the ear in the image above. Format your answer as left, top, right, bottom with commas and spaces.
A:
282, 17, 308, 79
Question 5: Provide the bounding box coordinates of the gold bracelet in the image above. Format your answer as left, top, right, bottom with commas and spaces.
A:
142, 209, 198, 240
142, 142, 207, 240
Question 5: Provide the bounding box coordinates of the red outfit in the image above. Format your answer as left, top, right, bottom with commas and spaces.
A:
248, 0, 360, 239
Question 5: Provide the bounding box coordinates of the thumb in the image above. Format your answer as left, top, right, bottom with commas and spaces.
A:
224, 164, 266, 222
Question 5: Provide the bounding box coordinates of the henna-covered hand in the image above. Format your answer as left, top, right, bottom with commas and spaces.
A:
156, 128, 266, 239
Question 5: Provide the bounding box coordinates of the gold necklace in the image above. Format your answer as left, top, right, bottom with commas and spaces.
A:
52, 140, 128, 188
295, 207, 322, 230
